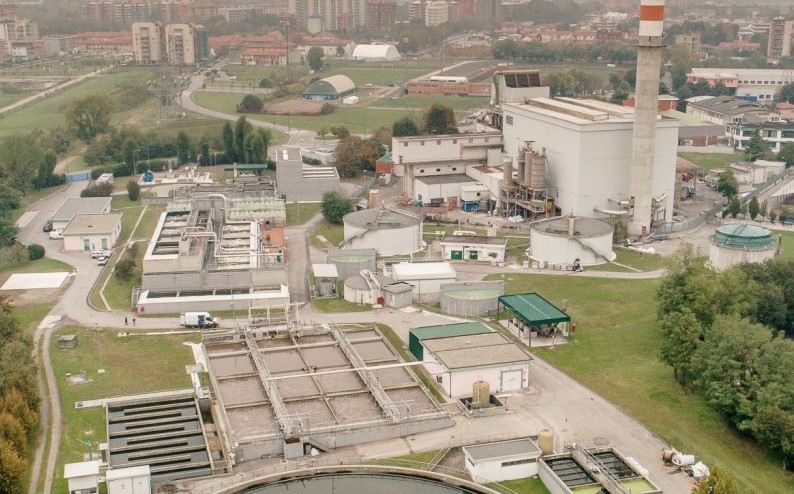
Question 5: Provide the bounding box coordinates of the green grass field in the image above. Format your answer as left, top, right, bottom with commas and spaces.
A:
487, 273, 794, 493
678, 152, 739, 171
192, 91, 485, 134
286, 202, 321, 226
50, 326, 197, 493
311, 222, 344, 249
0, 69, 157, 139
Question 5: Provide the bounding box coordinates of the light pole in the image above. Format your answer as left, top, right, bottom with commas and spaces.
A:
133, 149, 140, 175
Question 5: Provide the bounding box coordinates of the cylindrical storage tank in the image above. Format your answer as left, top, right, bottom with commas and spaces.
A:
343, 273, 394, 305
523, 150, 534, 185
516, 152, 526, 185
440, 281, 504, 317
528, 153, 546, 189
327, 249, 376, 281
709, 223, 777, 270
530, 217, 616, 266
343, 209, 422, 256
502, 158, 513, 187
538, 428, 554, 455
368, 189, 380, 209
472, 380, 490, 408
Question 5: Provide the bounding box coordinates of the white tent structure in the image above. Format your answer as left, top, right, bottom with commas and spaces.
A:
351, 44, 401, 61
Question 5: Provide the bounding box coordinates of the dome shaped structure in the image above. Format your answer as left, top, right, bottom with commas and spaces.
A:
709, 223, 778, 269
302, 75, 356, 101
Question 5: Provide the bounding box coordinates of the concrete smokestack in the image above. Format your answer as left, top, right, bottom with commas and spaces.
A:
628, 0, 665, 237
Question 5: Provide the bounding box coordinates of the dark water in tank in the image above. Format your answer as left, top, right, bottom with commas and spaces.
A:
239, 473, 485, 494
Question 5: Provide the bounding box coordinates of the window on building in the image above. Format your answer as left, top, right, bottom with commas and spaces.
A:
766, 130, 776, 138
437, 140, 441, 145
436, 375, 443, 383
419, 169, 425, 173
421, 141, 425, 146
506, 115, 513, 125
502, 458, 536, 467
452, 167, 457, 171
782, 131, 794, 138
485, 138, 490, 142
404, 142, 408, 147
452, 139, 457, 144
469, 139, 473, 143
436, 168, 441, 172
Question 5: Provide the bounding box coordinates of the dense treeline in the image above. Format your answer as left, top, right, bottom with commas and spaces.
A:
0, 297, 39, 492
657, 246, 794, 468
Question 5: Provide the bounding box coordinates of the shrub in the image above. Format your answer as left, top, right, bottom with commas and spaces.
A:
80, 182, 113, 197
320, 103, 335, 115
115, 257, 135, 281
26, 244, 45, 260
127, 179, 140, 201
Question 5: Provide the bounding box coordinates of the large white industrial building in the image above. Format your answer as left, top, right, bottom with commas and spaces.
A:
501, 98, 679, 225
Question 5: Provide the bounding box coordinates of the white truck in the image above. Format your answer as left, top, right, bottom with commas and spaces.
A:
180, 312, 220, 328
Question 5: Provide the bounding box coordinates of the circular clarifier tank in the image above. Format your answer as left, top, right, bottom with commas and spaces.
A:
233, 470, 500, 494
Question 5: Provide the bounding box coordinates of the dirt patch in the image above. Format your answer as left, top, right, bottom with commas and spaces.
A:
2, 287, 64, 307
264, 97, 327, 115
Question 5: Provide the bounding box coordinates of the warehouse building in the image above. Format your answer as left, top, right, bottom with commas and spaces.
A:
463, 438, 543, 483
390, 261, 456, 299
439, 235, 507, 263
62, 213, 122, 252
302, 74, 356, 100
408, 322, 532, 398
501, 97, 679, 226
50, 197, 112, 232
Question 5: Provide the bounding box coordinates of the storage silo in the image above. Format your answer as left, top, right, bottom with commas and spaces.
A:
342, 209, 422, 256
529, 216, 615, 267
440, 281, 504, 317
538, 429, 554, 455
709, 224, 778, 270
471, 380, 490, 408
327, 249, 376, 280
343, 271, 395, 305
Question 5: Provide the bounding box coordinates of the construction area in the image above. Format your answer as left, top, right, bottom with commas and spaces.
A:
204, 323, 453, 462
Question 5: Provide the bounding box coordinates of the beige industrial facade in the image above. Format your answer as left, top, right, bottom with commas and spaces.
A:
165, 23, 195, 65
132, 22, 162, 63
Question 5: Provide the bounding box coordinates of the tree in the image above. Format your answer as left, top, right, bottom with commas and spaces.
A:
333, 136, 382, 178
777, 83, 794, 104
199, 137, 210, 166
320, 191, 352, 224
778, 142, 794, 168
239, 94, 263, 112
176, 131, 191, 165
659, 308, 702, 389
748, 195, 760, 220
372, 126, 393, 150
691, 466, 740, 494
244, 129, 270, 164
65, 95, 113, 142
307, 46, 324, 72
392, 116, 419, 137
234, 116, 252, 164
760, 200, 768, 220
422, 103, 457, 134
1, 134, 45, 192
330, 125, 350, 139
127, 179, 140, 201
716, 170, 738, 199
0, 436, 26, 493
114, 257, 135, 281
745, 130, 773, 162
222, 122, 235, 162
26, 244, 44, 260
317, 125, 329, 140
258, 77, 272, 88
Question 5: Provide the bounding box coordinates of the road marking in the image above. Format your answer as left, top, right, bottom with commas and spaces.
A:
16, 210, 39, 228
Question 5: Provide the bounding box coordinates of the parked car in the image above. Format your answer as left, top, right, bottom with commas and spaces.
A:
49, 230, 63, 240
91, 249, 112, 259
43, 221, 53, 232
97, 257, 109, 266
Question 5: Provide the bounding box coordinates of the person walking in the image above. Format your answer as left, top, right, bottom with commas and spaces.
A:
132, 318, 136, 327
124, 316, 128, 326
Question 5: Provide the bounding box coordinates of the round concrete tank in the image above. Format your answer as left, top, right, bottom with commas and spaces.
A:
538, 429, 554, 455
472, 380, 490, 408
502, 158, 513, 187
343, 209, 421, 256
440, 282, 503, 317
529, 216, 616, 266
709, 223, 777, 270
343, 272, 394, 305
327, 250, 376, 280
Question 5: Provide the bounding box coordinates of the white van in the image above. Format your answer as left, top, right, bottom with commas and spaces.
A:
49, 230, 63, 240
91, 249, 112, 259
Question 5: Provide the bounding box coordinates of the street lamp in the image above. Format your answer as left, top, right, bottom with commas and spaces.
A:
132, 149, 140, 175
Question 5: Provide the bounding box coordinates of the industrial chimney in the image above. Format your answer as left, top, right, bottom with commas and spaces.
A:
628, 0, 665, 238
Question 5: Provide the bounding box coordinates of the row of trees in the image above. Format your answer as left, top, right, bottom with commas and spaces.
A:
221, 117, 272, 165
657, 248, 794, 467
493, 40, 637, 65
0, 298, 39, 492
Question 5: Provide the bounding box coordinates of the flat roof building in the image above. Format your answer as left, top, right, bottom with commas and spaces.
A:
51, 197, 112, 231
464, 438, 543, 484
409, 321, 531, 397
62, 213, 122, 252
